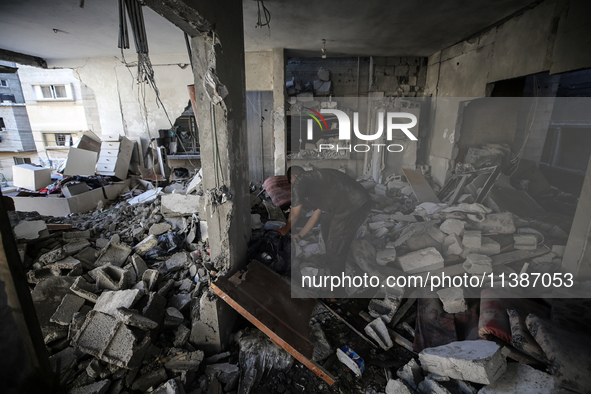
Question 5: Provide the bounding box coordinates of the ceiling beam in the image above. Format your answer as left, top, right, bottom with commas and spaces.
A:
143, 0, 213, 36
0, 49, 47, 68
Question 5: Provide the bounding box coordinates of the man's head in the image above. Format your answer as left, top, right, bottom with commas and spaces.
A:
287, 166, 305, 184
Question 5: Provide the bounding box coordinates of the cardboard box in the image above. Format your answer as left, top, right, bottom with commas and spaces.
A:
63, 148, 98, 176
13, 182, 128, 217
12, 164, 51, 191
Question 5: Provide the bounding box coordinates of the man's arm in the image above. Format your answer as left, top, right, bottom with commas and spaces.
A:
276, 204, 302, 236
297, 209, 322, 239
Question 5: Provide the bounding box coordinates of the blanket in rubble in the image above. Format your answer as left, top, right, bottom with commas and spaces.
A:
247, 231, 291, 275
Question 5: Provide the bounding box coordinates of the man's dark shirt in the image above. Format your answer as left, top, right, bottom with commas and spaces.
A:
291, 169, 370, 213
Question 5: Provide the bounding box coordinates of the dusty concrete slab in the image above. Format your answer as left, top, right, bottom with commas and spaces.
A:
133, 235, 158, 257
71, 276, 99, 303
478, 363, 557, 393
161, 194, 203, 217
419, 340, 506, 384
385, 379, 413, 394
95, 242, 132, 267
396, 358, 423, 390
14, 220, 49, 240
149, 222, 171, 236
398, 247, 444, 274
437, 287, 468, 314
440, 219, 466, 236
165, 252, 191, 272
50, 293, 86, 326
94, 289, 142, 315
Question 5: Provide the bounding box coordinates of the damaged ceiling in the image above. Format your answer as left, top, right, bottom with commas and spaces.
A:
0, 0, 539, 62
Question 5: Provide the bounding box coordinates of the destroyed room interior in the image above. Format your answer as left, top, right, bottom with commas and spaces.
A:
2, 0, 591, 393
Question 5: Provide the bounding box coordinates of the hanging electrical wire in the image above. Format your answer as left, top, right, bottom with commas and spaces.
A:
118, 0, 173, 127
255, 0, 271, 35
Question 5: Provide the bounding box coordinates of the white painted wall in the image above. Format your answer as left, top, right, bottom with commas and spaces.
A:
51, 54, 194, 143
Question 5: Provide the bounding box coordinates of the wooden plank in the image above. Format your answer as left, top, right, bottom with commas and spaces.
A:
46, 224, 72, 230
402, 168, 440, 203
210, 261, 335, 385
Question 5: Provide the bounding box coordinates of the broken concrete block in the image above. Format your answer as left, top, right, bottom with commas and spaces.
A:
396, 358, 423, 390
440, 219, 466, 236
130, 254, 148, 278
46, 256, 82, 272
478, 363, 556, 393
475, 237, 501, 256
168, 293, 192, 311
50, 294, 86, 326
437, 287, 468, 314
419, 340, 506, 384
463, 254, 493, 274
376, 248, 397, 266
469, 213, 515, 234
426, 226, 447, 244
131, 368, 168, 391
368, 294, 401, 323
165, 252, 191, 272
398, 247, 444, 274
152, 378, 186, 394
364, 318, 393, 350
164, 307, 184, 326
164, 348, 204, 372
133, 234, 158, 257
417, 376, 451, 394
95, 264, 131, 291
200, 221, 209, 241
14, 220, 49, 240
385, 379, 413, 394
86, 359, 105, 379
161, 194, 202, 217
95, 242, 132, 267
443, 233, 464, 257
513, 234, 537, 250
142, 292, 167, 326
27, 266, 61, 284
38, 247, 67, 265
463, 230, 482, 249
142, 269, 159, 291
70, 277, 99, 303
69, 379, 111, 394
149, 222, 171, 236
114, 307, 158, 330
63, 239, 91, 255
94, 289, 142, 315
49, 346, 78, 374
173, 325, 191, 347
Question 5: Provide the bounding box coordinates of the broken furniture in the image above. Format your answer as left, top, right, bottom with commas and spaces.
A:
96, 135, 134, 180
210, 261, 335, 385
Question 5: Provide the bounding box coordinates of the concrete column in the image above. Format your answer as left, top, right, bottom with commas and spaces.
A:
272, 48, 287, 175
0, 192, 53, 391
147, 0, 250, 353
562, 155, 591, 279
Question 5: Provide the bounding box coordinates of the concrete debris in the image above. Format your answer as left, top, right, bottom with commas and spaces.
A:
149, 222, 171, 236
437, 287, 468, 314
95, 242, 132, 267
440, 219, 466, 236
443, 233, 464, 257
14, 219, 49, 240
161, 194, 202, 217
398, 247, 444, 273
132, 234, 158, 257
419, 340, 506, 385
165, 252, 191, 272
463, 254, 493, 274
385, 379, 413, 394
69, 379, 111, 394
364, 318, 394, 350
397, 358, 423, 390
462, 230, 482, 249
418, 376, 452, 394
478, 363, 557, 393
50, 294, 86, 326
468, 212, 516, 234
94, 289, 142, 315
513, 234, 537, 250
376, 247, 397, 266
368, 295, 401, 323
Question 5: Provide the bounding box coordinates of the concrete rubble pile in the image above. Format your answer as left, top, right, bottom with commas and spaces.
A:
10, 171, 248, 394
287, 164, 589, 393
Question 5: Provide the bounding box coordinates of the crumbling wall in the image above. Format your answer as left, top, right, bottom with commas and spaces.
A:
423, 0, 591, 186
50, 54, 194, 143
